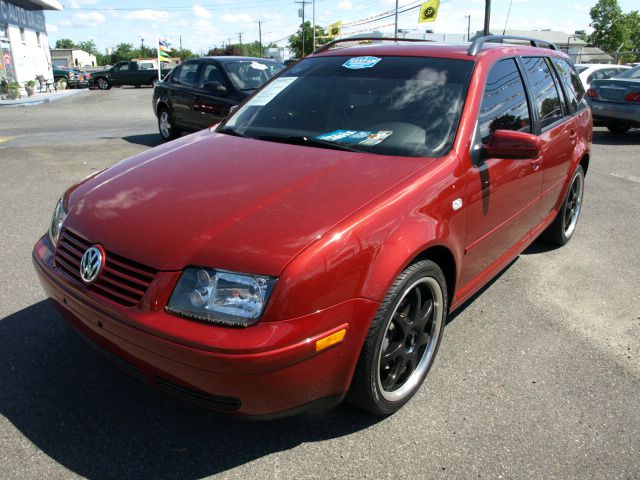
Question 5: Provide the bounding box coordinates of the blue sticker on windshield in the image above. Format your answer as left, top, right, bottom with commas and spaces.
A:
315, 130, 393, 146
342, 56, 381, 70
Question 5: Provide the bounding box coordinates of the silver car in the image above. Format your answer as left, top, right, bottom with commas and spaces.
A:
587, 65, 640, 134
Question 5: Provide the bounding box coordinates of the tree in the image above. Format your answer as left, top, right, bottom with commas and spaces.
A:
55, 38, 75, 49
76, 40, 98, 55
207, 44, 243, 56
626, 10, 640, 52
173, 48, 197, 60
590, 0, 631, 53
288, 21, 331, 58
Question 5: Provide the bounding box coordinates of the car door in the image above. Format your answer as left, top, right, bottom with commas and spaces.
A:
114, 62, 138, 86
170, 61, 203, 129
520, 57, 577, 225
192, 61, 237, 129
460, 58, 543, 287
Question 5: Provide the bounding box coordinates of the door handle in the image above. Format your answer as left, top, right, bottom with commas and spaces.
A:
530, 157, 542, 170
568, 129, 577, 144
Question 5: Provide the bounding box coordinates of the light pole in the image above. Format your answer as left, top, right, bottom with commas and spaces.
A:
483, 0, 491, 35
465, 15, 471, 41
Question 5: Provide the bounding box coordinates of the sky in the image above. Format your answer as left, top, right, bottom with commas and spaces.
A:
43, 0, 640, 55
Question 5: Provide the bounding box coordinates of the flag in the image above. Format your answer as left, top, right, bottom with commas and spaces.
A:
328, 20, 342, 37
418, 0, 440, 23
158, 38, 172, 58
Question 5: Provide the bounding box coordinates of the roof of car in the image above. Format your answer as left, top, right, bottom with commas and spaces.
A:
312, 41, 570, 62
201, 56, 282, 63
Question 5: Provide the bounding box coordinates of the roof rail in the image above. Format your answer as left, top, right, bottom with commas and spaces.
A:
313, 35, 434, 55
468, 35, 558, 56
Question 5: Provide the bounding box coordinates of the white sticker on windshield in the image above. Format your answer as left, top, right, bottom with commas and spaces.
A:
342, 56, 381, 69
245, 77, 298, 106
250, 61, 268, 70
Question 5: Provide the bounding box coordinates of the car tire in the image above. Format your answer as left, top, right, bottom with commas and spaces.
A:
540, 165, 585, 246
96, 78, 111, 90
158, 107, 180, 141
347, 260, 447, 416
606, 125, 630, 134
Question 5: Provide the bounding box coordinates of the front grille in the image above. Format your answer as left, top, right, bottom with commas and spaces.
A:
54, 229, 157, 307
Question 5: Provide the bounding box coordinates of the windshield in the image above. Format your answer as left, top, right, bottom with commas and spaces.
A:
575, 66, 588, 74
221, 55, 474, 157
222, 60, 284, 91
616, 65, 640, 79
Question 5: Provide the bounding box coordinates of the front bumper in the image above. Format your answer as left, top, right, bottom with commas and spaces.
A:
33, 235, 378, 417
589, 100, 640, 127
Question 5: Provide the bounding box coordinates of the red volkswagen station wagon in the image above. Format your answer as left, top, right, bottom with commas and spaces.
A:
33, 36, 591, 418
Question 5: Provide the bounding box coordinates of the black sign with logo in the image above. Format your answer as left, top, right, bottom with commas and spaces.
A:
0, 0, 47, 34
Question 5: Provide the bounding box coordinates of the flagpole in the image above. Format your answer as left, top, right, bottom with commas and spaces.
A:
157, 36, 161, 82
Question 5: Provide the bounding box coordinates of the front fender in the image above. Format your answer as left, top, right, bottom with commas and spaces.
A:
265, 154, 466, 321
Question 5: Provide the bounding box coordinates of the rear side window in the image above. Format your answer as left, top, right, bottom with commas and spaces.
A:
550, 58, 586, 112
478, 58, 531, 144
176, 62, 199, 86
522, 57, 563, 130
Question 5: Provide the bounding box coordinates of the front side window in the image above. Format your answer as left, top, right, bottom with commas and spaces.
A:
478, 58, 531, 144
199, 63, 228, 88
222, 56, 474, 157
522, 57, 564, 130
176, 62, 199, 86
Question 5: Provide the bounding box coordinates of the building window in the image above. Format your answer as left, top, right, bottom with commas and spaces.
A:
20, 28, 26, 43
0, 23, 8, 39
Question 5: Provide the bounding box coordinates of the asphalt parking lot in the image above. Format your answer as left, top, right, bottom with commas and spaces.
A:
0, 88, 639, 479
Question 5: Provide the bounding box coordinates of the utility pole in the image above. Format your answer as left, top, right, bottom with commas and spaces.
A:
258, 21, 264, 57
295, 1, 311, 56
179, 35, 182, 51
237, 32, 244, 44
394, 0, 399, 37
465, 15, 470, 41
312, 0, 316, 51
483, 0, 491, 35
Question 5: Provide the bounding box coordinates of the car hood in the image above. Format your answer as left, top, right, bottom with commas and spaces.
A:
65, 130, 431, 275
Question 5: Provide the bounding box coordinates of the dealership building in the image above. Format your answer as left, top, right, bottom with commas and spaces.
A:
0, 0, 62, 86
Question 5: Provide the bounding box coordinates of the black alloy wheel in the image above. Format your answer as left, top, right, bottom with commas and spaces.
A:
348, 260, 447, 415
540, 165, 585, 246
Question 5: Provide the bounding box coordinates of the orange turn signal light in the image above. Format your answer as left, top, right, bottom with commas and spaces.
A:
315, 328, 347, 352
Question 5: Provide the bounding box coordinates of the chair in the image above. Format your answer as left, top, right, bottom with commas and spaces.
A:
36, 75, 56, 93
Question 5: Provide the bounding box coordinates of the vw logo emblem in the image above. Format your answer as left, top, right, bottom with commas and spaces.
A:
80, 245, 105, 283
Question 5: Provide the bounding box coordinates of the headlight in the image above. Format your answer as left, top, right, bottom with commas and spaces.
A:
166, 267, 277, 327
48, 198, 67, 246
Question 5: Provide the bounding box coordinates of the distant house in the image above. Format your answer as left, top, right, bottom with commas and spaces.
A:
499, 30, 614, 64
50, 48, 97, 67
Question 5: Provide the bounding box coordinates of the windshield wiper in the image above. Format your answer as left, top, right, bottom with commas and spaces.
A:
254, 135, 365, 152
217, 127, 251, 138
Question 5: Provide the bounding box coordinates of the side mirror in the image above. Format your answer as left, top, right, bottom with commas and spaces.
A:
483, 130, 541, 159
204, 81, 228, 96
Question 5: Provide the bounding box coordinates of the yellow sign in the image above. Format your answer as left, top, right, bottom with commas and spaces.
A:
418, 0, 440, 23
328, 20, 342, 37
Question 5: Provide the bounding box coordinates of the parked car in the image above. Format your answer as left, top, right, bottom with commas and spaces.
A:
587, 64, 640, 133
574, 63, 630, 90
153, 56, 284, 141
91, 61, 173, 90
52, 65, 90, 89
33, 36, 591, 418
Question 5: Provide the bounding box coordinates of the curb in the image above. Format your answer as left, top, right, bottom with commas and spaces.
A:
0, 88, 90, 107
